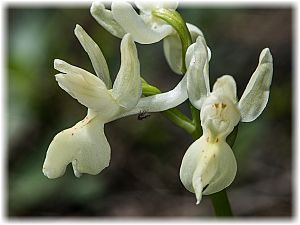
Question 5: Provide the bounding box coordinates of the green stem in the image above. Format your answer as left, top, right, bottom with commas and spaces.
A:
210, 190, 233, 217
162, 109, 196, 136
189, 103, 202, 140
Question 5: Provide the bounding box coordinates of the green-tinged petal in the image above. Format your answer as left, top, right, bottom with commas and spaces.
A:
90, 0, 126, 38
74, 24, 112, 89
212, 75, 237, 103
135, 0, 178, 12
238, 48, 273, 122
42, 111, 110, 179
164, 23, 206, 74
163, 34, 182, 74
111, 1, 173, 44
54, 60, 119, 119
186, 36, 210, 110
180, 136, 219, 204
115, 74, 188, 120
111, 34, 141, 110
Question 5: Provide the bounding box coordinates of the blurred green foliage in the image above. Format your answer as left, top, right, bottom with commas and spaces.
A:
8, 4, 292, 217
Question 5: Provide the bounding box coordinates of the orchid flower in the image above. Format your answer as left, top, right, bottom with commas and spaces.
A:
43, 23, 193, 179
42, 25, 141, 179
90, 0, 207, 74
180, 36, 273, 204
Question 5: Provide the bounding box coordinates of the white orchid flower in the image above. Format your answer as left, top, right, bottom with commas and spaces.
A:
43, 25, 141, 179
180, 36, 273, 204
91, 0, 176, 44
43, 24, 192, 179
90, 0, 207, 74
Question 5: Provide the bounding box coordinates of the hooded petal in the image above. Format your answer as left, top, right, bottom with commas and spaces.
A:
54, 60, 120, 119
90, 0, 126, 38
43, 111, 110, 179
74, 24, 112, 89
111, 34, 142, 110
186, 36, 210, 110
238, 48, 273, 122
164, 23, 208, 74
111, 1, 173, 44
212, 75, 237, 103
200, 94, 240, 141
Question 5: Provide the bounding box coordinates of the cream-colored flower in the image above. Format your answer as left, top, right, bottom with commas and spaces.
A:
43, 25, 141, 179
90, 0, 208, 74
180, 36, 273, 204
43, 24, 193, 179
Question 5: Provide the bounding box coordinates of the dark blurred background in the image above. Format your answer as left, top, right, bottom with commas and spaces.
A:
7, 3, 293, 217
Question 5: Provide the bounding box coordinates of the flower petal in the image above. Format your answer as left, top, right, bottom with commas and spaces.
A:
238, 48, 273, 122
54, 58, 106, 87
202, 141, 237, 195
200, 94, 240, 140
163, 34, 182, 74
90, 0, 126, 38
184, 42, 196, 71
179, 136, 219, 204
54, 60, 120, 118
111, 1, 173, 44
212, 75, 237, 103
188, 23, 204, 40
186, 36, 210, 110
135, 0, 178, 13
74, 24, 112, 89
185, 41, 211, 68
115, 74, 188, 120
111, 34, 141, 110
163, 23, 206, 74
42, 111, 110, 179
180, 136, 237, 204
